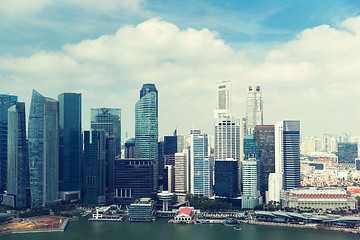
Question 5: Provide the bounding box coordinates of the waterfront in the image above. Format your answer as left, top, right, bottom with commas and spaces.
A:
3, 217, 360, 240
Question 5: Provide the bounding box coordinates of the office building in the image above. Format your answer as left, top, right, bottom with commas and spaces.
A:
28, 90, 59, 207
214, 81, 231, 119
244, 134, 259, 159
337, 142, 358, 168
91, 108, 121, 157
175, 149, 189, 194
114, 158, 155, 205
5, 102, 30, 208
135, 84, 158, 191
190, 129, 211, 197
214, 159, 238, 198
128, 199, 155, 222
246, 86, 263, 135
0, 94, 17, 193
125, 138, 135, 158
255, 125, 275, 196
242, 158, 261, 209
58, 93, 82, 201
83, 130, 106, 205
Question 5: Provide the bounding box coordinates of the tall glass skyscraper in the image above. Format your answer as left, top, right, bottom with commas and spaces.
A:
135, 84, 158, 191
28, 90, 59, 207
190, 129, 211, 197
58, 93, 82, 201
0, 94, 17, 193
6, 102, 30, 208
91, 108, 121, 156
83, 130, 106, 205
246, 86, 263, 135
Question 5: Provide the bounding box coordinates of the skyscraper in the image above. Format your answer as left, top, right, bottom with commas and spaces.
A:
83, 130, 106, 205
58, 93, 82, 201
28, 90, 59, 207
175, 149, 190, 194
190, 129, 211, 197
255, 125, 275, 196
0, 94, 17, 193
267, 120, 300, 203
246, 86, 263, 135
5, 102, 30, 208
214, 81, 231, 119
91, 108, 121, 156
242, 158, 261, 209
135, 84, 158, 191
214, 159, 238, 198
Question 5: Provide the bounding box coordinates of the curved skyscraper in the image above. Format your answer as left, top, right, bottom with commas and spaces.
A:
0, 94, 17, 193
6, 102, 30, 208
28, 90, 59, 207
135, 84, 158, 191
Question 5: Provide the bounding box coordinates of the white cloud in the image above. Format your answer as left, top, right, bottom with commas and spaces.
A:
1, 17, 360, 135
0, 0, 51, 16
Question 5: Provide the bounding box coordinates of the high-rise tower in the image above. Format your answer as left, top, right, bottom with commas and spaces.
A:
214, 81, 231, 119
5, 102, 30, 208
0, 94, 17, 193
135, 84, 158, 191
190, 129, 211, 197
246, 86, 263, 135
28, 90, 59, 207
58, 93, 82, 201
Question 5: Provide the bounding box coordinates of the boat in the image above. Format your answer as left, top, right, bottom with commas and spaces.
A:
233, 226, 242, 231
223, 219, 239, 226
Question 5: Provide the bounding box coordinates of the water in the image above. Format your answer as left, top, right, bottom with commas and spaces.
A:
3, 218, 360, 240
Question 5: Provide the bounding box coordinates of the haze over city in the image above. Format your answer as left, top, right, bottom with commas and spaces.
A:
1, 0, 360, 136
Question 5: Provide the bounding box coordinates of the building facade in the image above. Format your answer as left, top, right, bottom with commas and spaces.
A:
281, 188, 357, 210
246, 86, 263, 135
214, 159, 238, 198
214, 81, 231, 119
91, 108, 121, 157
58, 93, 82, 201
114, 158, 155, 205
5, 102, 30, 208
135, 84, 158, 191
337, 142, 358, 168
190, 129, 211, 197
83, 130, 106, 205
175, 149, 189, 194
0, 94, 17, 193
242, 158, 261, 209
28, 90, 59, 207
255, 125, 275, 195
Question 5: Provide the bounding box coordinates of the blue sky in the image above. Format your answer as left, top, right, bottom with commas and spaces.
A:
1, 0, 360, 137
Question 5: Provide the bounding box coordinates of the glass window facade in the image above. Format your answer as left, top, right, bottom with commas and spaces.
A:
0, 94, 17, 193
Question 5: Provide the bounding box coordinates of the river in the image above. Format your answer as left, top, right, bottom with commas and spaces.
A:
4, 217, 360, 240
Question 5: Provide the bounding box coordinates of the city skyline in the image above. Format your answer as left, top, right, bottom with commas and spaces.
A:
1, 1, 360, 137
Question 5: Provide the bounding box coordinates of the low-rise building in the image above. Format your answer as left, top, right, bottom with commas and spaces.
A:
128, 198, 155, 222
281, 187, 357, 210
174, 207, 196, 222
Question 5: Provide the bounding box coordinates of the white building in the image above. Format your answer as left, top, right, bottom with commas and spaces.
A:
281, 188, 357, 210
214, 81, 231, 119
246, 86, 263, 135
175, 149, 190, 194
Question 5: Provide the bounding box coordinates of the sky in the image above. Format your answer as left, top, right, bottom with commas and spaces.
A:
1, 0, 360, 137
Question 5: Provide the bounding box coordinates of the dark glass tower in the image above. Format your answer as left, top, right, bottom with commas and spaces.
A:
282, 121, 300, 190
114, 158, 155, 205
83, 130, 106, 205
5, 102, 30, 208
58, 93, 82, 201
135, 84, 158, 191
28, 90, 59, 207
337, 142, 358, 168
214, 159, 238, 198
255, 125, 275, 195
0, 94, 17, 193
